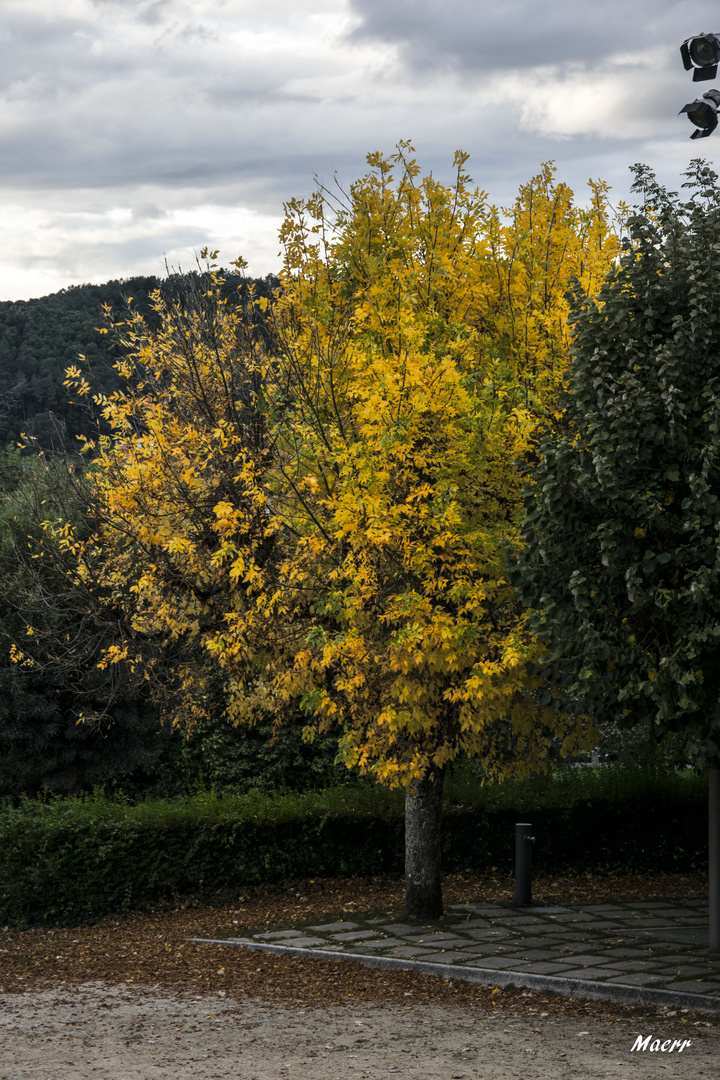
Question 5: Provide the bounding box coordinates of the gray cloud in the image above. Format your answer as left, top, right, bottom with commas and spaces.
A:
346, 0, 709, 73
131, 201, 166, 220
0, 3, 354, 201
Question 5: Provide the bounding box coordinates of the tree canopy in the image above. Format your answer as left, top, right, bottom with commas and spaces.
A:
0, 450, 176, 797
41, 146, 621, 916
0, 445, 350, 800
53, 150, 620, 779
0, 272, 278, 453
516, 159, 720, 770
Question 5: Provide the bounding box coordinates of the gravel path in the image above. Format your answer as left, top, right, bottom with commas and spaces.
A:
0, 982, 718, 1079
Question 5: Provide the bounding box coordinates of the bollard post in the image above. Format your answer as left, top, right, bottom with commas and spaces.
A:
710, 768, 720, 953
515, 822, 534, 907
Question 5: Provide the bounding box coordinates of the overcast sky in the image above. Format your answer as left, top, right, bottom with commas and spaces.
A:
0, 0, 716, 300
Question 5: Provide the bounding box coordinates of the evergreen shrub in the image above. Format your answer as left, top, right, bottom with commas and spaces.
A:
0, 766, 707, 926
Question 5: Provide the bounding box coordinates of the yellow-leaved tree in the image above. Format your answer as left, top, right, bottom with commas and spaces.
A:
53, 145, 622, 919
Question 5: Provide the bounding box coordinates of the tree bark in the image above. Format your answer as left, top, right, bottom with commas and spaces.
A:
404, 768, 445, 922
710, 768, 720, 953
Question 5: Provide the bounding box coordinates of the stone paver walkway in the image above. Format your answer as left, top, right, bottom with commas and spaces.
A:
192, 898, 720, 1012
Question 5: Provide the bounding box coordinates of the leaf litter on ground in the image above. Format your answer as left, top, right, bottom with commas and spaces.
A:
0, 869, 716, 1029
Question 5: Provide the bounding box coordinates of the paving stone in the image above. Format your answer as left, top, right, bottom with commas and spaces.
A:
605, 973, 669, 987
463, 956, 531, 970
579, 903, 637, 911
542, 913, 596, 922
604, 960, 659, 972
412, 951, 474, 965
654, 931, 708, 945
227, 897, 720, 1011
459, 929, 515, 941
306, 921, 359, 933
329, 930, 379, 942
511, 937, 560, 948
655, 981, 719, 995
342, 938, 406, 950
555, 967, 625, 980
628, 902, 676, 909
540, 930, 596, 941
517, 962, 576, 975
453, 942, 512, 956
280, 936, 330, 949
455, 933, 500, 941
464, 928, 516, 939
650, 953, 707, 965
653, 909, 706, 919
597, 948, 647, 959
555, 954, 609, 966
509, 956, 564, 966
483, 946, 528, 954
253, 930, 306, 940
387, 946, 438, 959
569, 921, 626, 930
541, 950, 588, 960
535, 931, 582, 942
401, 934, 469, 945
498, 940, 554, 951
451, 918, 494, 929
617, 921, 677, 929
493, 916, 546, 926
509, 926, 558, 936
659, 980, 717, 994
453, 941, 504, 953
659, 965, 717, 977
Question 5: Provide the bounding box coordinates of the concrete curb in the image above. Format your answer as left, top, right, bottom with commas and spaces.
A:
188, 937, 720, 1014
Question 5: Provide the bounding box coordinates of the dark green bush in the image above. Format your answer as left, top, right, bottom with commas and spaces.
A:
0, 786, 405, 926
167, 712, 364, 799
443, 764, 707, 876
0, 766, 708, 926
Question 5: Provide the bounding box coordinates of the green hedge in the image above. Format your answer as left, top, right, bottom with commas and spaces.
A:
0, 767, 708, 926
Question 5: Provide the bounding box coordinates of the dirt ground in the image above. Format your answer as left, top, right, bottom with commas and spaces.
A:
1, 982, 718, 1080
0, 871, 718, 1078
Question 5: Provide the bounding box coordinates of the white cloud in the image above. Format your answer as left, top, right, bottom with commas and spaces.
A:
0, 187, 284, 299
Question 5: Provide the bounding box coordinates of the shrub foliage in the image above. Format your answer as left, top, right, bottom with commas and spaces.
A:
0, 768, 706, 926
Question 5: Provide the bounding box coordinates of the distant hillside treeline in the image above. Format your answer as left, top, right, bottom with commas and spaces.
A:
0, 272, 279, 451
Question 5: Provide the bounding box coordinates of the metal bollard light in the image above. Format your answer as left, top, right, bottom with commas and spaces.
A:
515, 822, 535, 906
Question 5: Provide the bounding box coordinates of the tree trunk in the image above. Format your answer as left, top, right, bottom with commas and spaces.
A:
710, 768, 720, 954
404, 768, 445, 922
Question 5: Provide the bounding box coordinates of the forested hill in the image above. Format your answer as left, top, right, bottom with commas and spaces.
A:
0, 272, 279, 452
